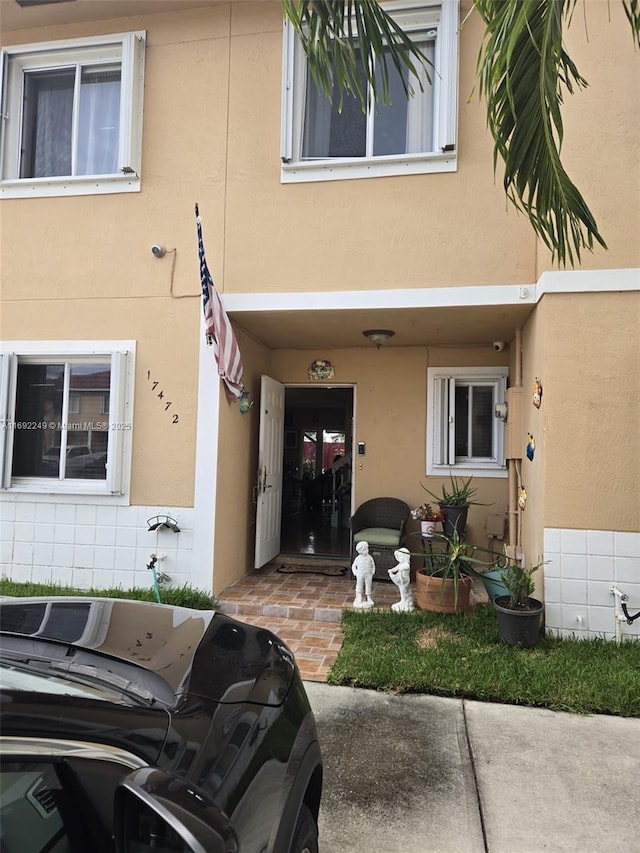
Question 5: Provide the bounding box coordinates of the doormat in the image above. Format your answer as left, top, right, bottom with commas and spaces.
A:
277, 563, 348, 577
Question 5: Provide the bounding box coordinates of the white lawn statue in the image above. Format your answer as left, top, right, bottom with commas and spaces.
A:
388, 547, 415, 613
352, 540, 375, 610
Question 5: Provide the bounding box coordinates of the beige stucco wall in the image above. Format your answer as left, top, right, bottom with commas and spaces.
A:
520, 309, 546, 596
225, 1, 538, 293
1, 5, 234, 507
2, 296, 199, 507
2, 1, 638, 597
270, 346, 510, 528
541, 291, 640, 532
536, 1, 640, 274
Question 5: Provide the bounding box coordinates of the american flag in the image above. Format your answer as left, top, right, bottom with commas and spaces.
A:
195, 203, 244, 400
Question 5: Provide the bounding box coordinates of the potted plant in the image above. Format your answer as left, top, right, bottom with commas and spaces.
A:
420, 473, 489, 538
410, 503, 444, 538
493, 562, 544, 647
477, 567, 508, 601
413, 530, 500, 614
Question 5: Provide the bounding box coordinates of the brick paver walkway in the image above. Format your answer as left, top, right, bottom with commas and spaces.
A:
217, 561, 400, 681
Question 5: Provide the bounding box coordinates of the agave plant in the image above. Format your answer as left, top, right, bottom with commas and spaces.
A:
417, 528, 506, 608
420, 474, 485, 508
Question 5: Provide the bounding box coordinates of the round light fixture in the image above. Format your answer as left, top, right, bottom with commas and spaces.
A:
363, 329, 395, 349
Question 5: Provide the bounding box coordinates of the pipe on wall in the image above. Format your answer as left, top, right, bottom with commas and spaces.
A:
507, 328, 523, 552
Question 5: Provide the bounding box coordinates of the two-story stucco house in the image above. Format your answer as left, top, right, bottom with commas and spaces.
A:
1, 0, 638, 641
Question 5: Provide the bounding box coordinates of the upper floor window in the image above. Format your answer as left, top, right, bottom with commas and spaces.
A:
0, 342, 134, 496
281, 1, 458, 183
0, 32, 145, 199
427, 367, 508, 478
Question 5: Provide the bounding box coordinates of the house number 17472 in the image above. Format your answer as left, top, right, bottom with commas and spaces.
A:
147, 370, 180, 424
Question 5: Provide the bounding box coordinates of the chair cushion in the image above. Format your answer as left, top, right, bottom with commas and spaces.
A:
353, 527, 402, 548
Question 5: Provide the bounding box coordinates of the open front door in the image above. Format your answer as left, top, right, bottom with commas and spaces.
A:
254, 376, 285, 568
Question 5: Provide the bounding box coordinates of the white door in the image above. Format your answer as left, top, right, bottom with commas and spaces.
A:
254, 375, 285, 568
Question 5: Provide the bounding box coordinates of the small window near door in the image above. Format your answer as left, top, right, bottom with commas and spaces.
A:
427, 367, 508, 477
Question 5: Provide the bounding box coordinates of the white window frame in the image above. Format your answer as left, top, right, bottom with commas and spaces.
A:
281, 0, 459, 184
0, 31, 145, 199
427, 366, 508, 478
0, 341, 135, 497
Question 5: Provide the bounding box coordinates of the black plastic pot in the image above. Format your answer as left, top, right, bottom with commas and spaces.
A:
439, 504, 469, 538
494, 596, 544, 647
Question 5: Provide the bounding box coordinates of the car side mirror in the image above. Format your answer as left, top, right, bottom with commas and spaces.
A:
114, 768, 237, 853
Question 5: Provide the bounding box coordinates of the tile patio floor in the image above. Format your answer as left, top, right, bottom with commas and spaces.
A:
218, 560, 490, 682
216, 560, 400, 682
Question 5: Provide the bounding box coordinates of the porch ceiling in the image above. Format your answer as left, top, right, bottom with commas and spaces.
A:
230, 303, 536, 350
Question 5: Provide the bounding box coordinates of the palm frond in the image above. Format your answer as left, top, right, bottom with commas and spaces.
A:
283, 0, 638, 267
281, 0, 431, 110
621, 0, 640, 43
474, 0, 609, 266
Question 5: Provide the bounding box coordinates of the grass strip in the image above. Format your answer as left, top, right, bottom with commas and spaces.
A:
0, 578, 216, 610
328, 605, 640, 717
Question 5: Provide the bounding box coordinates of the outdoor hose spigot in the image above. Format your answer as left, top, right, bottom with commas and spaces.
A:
611, 585, 640, 628
621, 601, 640, 624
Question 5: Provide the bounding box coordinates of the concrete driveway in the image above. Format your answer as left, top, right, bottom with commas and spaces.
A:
305, 682, 640, 853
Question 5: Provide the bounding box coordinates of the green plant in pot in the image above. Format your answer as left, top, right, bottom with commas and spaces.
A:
420, 474, 489, 538
494, 562, 544, 647
413, 529, 502, 615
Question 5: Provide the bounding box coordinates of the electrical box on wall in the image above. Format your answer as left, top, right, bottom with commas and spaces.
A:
486, 513, 506, 539
504, 387, 524, 459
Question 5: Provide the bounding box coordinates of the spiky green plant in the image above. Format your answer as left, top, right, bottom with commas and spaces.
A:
420, 474, 486, 508
498, 562, 542, 609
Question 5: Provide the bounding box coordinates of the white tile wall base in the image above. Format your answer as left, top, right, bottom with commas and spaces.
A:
0, 499, 204, 594
543, 527, 640, 642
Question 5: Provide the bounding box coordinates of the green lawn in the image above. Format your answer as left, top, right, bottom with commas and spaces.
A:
328, 605, 640, 717
0, 578, 216, 610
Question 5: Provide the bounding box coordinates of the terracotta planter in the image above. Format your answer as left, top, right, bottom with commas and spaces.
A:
415, 572, 472, 614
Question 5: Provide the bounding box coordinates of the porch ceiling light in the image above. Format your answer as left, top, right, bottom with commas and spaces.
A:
363, 329, 395, 349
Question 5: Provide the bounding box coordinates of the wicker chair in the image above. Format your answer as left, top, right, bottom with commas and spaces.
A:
351, 497, 411, 581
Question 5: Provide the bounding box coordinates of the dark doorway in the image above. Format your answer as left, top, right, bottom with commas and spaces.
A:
280, 387, 353, 558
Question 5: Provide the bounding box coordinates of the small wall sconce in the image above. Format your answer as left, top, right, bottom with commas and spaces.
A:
147, 514, 180, 532
363, 329, 395, 349
495, 402, 508, 421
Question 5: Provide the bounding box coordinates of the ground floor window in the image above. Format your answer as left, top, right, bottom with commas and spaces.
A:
0, 342, 134, 495
427, 366, 508, 477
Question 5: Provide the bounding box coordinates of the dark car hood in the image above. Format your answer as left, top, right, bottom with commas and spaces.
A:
0, 598, 295, 708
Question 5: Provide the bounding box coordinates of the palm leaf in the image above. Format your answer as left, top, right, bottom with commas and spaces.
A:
474, 0, 611, 266
281, 0, 431, 110
283, 0, 639, 267
622, 0, 640, 41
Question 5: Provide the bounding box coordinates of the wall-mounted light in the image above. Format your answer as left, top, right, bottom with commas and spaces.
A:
363, 329, 395, 349
495, 402, 508, 421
